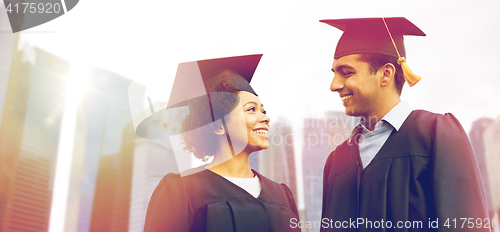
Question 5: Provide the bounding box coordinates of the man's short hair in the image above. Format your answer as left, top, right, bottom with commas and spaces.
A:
357, 54, 404, 95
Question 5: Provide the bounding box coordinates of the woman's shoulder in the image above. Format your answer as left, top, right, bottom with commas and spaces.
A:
179, 165, 208, 177
158, 166, 209, 186
145, 173, 192, 232
151, 173, 187, 200
162, 172, 182, 181
253, 170, 281, 188
253, 170, 300, 218
253, 171, 296, 201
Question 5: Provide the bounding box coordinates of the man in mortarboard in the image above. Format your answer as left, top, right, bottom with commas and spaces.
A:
320, 17, 489, 231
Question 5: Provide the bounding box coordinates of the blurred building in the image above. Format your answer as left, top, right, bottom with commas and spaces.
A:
64, 68, 135, 232
0, 42, 69, 231
484, 115, 500, 220
258, 117, 298, 199
89, 121, 136, 232
0, 8, 18, 125
468, 117, 494, 218
302, 111, 356, 232
249, 150, 260, 172
0, 8, 19, 230
128, 104, 188, 232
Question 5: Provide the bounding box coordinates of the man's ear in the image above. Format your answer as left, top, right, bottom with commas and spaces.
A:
380, 63, 396, 86
212, 121, 225, 135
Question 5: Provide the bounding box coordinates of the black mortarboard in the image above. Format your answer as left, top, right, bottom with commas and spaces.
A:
167, 54, 261, 109
320, 17, 425, 59
134, 54, 263, 139
320, 17, 426, 86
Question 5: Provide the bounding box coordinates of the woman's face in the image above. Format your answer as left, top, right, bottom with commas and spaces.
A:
224, 91, 271, 154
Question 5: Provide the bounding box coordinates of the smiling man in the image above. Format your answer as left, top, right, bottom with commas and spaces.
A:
319, 17, 489, 231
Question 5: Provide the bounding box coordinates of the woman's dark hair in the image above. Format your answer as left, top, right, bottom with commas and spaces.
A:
181, 70, 240, 160
357, 54, 404, 95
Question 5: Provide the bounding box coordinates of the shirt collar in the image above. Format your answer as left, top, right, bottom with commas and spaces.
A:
381, 101, 412, 131
349, 101, 413, 142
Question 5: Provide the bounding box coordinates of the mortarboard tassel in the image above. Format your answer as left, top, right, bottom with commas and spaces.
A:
397, 57, 421, 87
382, 18, 421, 87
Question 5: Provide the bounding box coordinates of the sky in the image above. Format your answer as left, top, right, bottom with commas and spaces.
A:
22, 0, 500, 132
11, 0, 500, 230
23, 0, 500, 130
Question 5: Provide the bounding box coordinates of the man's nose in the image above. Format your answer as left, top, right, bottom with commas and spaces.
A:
330, 74, 344, 92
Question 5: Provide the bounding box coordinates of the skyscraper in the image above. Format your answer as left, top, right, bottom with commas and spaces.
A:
302, 111, 356, 232
0, 43, 69, 231
483, 115, 500, 221
89, 120, 136, 232
0, 6, 18, 125
258, 117, 298, 199
64, 68, 135, 232
0, 7, 20, 230
468, 117, 494, 219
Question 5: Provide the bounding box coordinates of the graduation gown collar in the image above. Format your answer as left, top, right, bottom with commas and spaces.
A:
196, 168, 288, 204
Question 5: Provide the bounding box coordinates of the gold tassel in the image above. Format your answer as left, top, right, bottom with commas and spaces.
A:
398, 57, 421, 87
382, 18, 421, 87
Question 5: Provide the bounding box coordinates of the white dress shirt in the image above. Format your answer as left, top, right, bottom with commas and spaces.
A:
351, 101, 413, 169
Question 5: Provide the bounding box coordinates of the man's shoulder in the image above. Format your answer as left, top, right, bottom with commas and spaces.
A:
325, 139, 352, 168
407, 109, 439, 122
405, 110, 463, 131
329, 138, 350, 155
407, 109, 462, 122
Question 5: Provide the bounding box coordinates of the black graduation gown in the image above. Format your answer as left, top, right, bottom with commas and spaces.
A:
321, 110, 489, 232
144, 168, 300, 232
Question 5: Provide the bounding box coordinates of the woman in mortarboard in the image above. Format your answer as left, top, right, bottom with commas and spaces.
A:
143, 54, 300, 232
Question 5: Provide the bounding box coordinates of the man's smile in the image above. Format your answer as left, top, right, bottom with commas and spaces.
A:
341, 94, 352, 103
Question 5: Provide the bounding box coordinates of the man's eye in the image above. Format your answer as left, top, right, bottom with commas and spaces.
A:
344, 72, 354, 77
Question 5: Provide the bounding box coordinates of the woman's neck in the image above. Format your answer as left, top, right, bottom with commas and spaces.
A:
206, 143, 254, 178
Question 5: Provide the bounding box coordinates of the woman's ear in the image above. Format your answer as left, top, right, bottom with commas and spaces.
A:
212, 121, 225, 135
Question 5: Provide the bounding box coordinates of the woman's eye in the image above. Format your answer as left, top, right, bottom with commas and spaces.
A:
262, 110, 267, 115
247, 107, 255, 112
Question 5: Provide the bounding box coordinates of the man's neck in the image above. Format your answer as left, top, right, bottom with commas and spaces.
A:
363, 99, 400, 131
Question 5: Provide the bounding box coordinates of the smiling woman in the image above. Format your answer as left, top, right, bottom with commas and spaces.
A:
144, 55, 300, 232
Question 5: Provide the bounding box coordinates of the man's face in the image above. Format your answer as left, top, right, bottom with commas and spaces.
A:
330, 54, 382, 117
